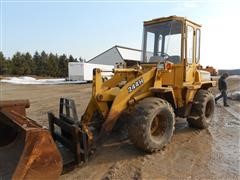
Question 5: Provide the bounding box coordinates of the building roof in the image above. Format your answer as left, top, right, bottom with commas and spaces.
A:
116, 45, 142, 61
87, 45, 142, 63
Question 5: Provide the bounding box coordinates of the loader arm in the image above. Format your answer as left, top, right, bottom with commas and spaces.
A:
81, 67, 157, 133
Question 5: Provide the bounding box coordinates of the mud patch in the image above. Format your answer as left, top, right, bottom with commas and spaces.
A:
225, 120, 240, 128
102, 161, 142, 180
1, 76, 240, 180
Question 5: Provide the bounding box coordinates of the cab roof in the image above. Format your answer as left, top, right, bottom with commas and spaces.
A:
144, 15, 201, 28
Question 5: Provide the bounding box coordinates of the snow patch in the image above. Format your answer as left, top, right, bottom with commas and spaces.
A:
228, 91, 240, 101
0, 76, 86, 85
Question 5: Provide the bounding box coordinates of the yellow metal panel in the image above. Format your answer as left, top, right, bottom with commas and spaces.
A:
102, 67, 157, 132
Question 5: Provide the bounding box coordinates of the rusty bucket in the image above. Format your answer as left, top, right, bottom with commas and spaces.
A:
0, 100, 62, 180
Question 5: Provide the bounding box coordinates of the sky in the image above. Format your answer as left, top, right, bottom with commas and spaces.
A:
0, 0, 240, 69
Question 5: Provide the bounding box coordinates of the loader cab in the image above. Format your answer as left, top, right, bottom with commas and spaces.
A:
142, 18, 182, 64
142, 16, 201, 83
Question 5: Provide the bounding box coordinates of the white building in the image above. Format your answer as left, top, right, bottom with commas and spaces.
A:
68, 62, 113, 81
87, 45, 142, 67
68, 45, 144, 81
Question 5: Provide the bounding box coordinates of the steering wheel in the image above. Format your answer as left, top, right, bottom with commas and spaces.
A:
157, 52, 170, 60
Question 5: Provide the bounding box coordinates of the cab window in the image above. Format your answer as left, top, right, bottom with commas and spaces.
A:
196, 29, 200, 63
187, 26, 194, 64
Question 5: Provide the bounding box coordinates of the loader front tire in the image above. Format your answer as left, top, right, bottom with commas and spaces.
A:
128, 97, 175, 153
187, 89, 215, 129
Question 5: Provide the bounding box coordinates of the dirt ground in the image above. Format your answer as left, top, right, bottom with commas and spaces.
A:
0, 76, 239, 180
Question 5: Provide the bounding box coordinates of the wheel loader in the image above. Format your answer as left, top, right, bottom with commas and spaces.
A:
0, 16, 216, 179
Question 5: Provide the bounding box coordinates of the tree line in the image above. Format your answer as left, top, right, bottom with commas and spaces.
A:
0, 51, 85, 77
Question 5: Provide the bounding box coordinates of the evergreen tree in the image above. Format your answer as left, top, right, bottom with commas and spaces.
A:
79, 57, 85, 62
47, 53, 58, 77
5, 58, 13, 75
32, 51, 41, 75
58, 54, 68, 77
1, 51, 82, 77
11, 52, 29, 75
69, 55, 77, 62
33, 51, 48, 76
39, 51, 48, 76
0, 52, 6, 75
24, 52, 33, 75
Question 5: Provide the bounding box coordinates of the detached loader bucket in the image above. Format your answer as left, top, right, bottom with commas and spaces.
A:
0, 100, 62, 180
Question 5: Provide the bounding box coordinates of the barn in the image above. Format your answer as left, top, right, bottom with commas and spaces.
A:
87, 45, 142, 67
68, 45, 143, 81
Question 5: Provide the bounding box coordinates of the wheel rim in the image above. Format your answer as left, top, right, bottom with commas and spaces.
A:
150, 113, 168, 139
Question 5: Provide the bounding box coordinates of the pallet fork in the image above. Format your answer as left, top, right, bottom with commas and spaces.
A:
48, 98, 90, 169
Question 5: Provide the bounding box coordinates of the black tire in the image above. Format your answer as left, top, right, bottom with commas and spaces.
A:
187, 89, 215, 129
113, 111, 129, 132
128, 97, 175, 153
112, 112, 129, 140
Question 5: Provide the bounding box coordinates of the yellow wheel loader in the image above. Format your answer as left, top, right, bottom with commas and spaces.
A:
0, 16, 216, 179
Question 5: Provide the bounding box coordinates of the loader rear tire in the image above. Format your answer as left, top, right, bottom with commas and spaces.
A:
128, 97, 175, 153
187, 89, 215, 129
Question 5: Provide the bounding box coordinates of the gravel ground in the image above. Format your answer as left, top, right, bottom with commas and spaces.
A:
0, 76, 239, 180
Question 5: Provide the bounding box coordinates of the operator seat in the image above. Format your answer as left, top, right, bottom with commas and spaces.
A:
149, 56, 164, 63
169, 56, 180, 64
149, 55, 180, 64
